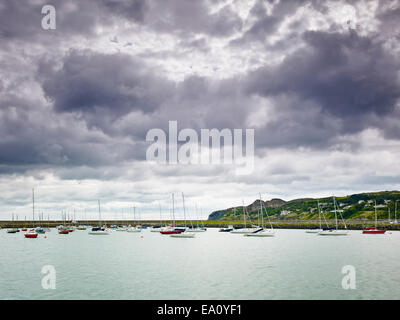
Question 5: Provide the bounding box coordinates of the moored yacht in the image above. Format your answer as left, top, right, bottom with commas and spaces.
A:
88, 200, 110, 235
245, 194, 275, 237
363, 201, 386, 234
24, 229, 38, 238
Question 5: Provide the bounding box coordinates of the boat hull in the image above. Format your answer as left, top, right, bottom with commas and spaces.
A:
306, 229, 323, 233
160, 230, 183, 235
24, 233, 38, 238
230, 228, 259, 234
362, 230, 386, 234
318, 230, 348, 236
88, 231, 110, 235
170, 233, 195, 238
245, 230, 275, 237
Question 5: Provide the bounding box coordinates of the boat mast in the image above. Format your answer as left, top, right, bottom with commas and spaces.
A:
172, 193, 175, 225
374, 200, 377, 228
259, 193, 264, 229
182, 193, 187, 228
32, 188, 35, 226
317, 200, 322, 229
242, 200, 246, 228
98, 200, 101, 227
396, 200, 398, 223
333, 197, 338, 230
159, 202, 162, 227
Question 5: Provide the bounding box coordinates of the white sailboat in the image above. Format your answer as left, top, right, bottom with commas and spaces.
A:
245, 194, 275, 237
187, 204, 206, 232
151, 203, 163, 232
318, 197, 348, 236
170, 193, 195, 238
88, 200, 110, 235
127, 206, 142, 232
306, 200, 324, 233
230, 201, 259, 234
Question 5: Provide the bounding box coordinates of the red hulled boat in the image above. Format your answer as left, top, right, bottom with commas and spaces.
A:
24, 230, 38, 238
362, 227, 386, 234
363, 201, 387, 234
160, 230, 183, 235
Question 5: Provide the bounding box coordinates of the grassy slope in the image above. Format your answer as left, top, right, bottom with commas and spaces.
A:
209, 190, 400, 221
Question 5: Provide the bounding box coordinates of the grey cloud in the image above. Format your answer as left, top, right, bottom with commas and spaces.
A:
38, 50, 174, 130
246, 29, 400, 144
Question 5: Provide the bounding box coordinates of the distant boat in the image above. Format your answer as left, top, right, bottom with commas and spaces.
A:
318, 197, 348, 236
306, 200, 323, 233
88, 200, 110, 235
187, 226, 207, 232
127, 206, 142, 233
24, 229, 38, 238
231, 201, 259, 234
35, 227, 45, 234
170, 232, 195, 238
150, 226, 162, 232
245, 194, 275, 237
7, 213, 19, 233
363, 201, 386, 234
219, 225, 234, 232
169, 193, 195, 238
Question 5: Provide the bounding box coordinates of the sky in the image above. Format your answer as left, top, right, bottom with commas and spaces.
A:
0, 0, 399, 220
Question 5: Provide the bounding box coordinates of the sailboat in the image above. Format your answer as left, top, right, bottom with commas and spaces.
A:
160, 194, 185, 234
170, 193, 195, 238
127, 206, 142, 232
24, 189, 39, 238
245, 194, 275, 237
187, 204, 206, 232
362, 200, 386, 234
219, 207, 235, 232
306, 200, 324, 233
230, 201, 259, 234
88, 200, 110, 235
151, 203, 164, 232
7, 213, 19, 233
318, 197, 348, 235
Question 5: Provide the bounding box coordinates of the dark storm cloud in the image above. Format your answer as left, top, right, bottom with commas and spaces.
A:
1, 0, 400, 179
246, 29, 400, 145
36, 25, 400, 152
38, 50, 174, 130
0, 0, 241, 45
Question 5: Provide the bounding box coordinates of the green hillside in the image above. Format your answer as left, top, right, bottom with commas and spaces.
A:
208, 191, 400, 221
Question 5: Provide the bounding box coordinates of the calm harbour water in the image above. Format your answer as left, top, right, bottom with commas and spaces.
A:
0, 228, 399, 300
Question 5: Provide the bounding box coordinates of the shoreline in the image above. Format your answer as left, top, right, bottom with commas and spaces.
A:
1, 219, 399, 230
